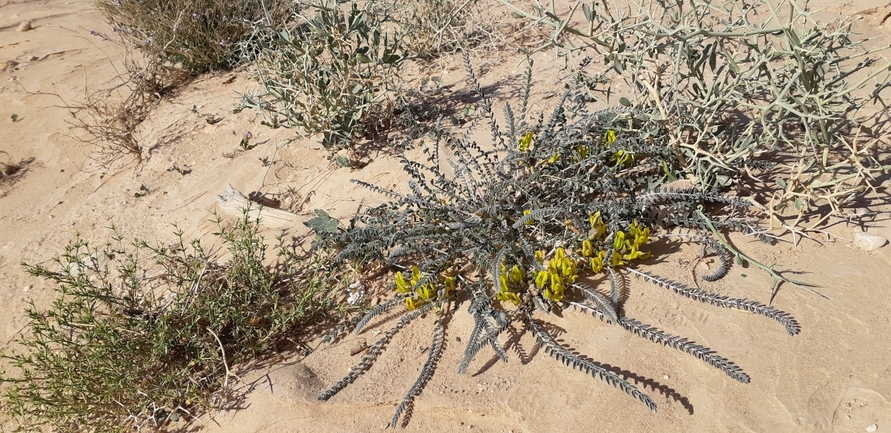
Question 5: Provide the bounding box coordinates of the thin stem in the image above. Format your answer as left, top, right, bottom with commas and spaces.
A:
694, 208, 828, 301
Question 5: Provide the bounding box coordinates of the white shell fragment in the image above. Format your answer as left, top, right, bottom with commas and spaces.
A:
347, 281, 366, 305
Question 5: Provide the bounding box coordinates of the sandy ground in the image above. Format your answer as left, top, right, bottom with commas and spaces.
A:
2, 0, 891, 432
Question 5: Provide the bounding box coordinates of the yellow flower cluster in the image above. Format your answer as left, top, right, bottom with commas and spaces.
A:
395, 266, 455, 310
516, 129, 631, 168
580, 212, 608, 272
534, 248, 578, 302
496, 264, 526, 304
611, 220, 651, 266
579, 213, 650, 272
601, 129, 632, 167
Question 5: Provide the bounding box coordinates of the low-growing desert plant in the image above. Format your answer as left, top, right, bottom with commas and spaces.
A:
501, 0, 891, 231
377, 0, 505, 59
94, 0, 295, 73
314, 58, 801, 428
0, 213, 342, 432
243, 1, 407, 151
66, 50, 191, 166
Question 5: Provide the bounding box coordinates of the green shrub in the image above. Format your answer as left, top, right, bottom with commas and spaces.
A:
243, 1, 407, 151
0, 214, 342, 432
502, 0, 891, 224
94, 0, 295, 73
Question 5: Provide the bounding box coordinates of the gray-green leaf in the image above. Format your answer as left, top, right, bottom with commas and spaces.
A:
304, 209, 340, 234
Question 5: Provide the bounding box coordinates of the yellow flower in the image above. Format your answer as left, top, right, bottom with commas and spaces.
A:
410, 265, 422, 285
589, 212, 607, 240
535, 270, 549, 288
397, 267, 456, 310
602, 129, 617, 145
496, 291, 522, 304
417, 283, 435, 301
498, 265, 526, 291
629, 220, 650, 246
509, 265, 524, 285
581, 239, 594, 257
610, 250, 626, 267
405, 297, 426, 310
613, 230, 627, 250
497, 265, 526, 305
589, 212, 602, 228
536, 248, 576, 302
547, 258, 559, 275
499, 274, 509, 292
444, 276, 456, 294
623, 245, 651, 262
559, 260, 576, 282
395, 270, 411, 293
542, 273, 564, 302
612, 150, 633, 167
518, 131, 534, 152
590, 250, 606, 273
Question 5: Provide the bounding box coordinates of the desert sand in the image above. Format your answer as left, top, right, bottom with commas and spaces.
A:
2, 0, 891, 432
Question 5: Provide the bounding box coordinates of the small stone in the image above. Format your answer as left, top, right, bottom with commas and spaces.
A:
866, 424, 877, 432
17, 21, 32, 32
349, 340, 368, 356
853, 232, 888, 252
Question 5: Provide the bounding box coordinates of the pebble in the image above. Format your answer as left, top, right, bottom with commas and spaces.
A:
349, 340, 368, 356
866, 424, 877, 432
17, 21, 32, 32
853, 232, 888, 252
